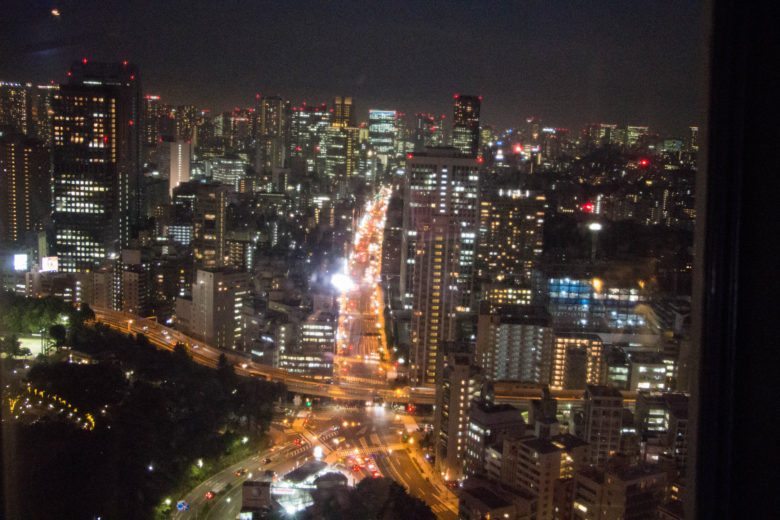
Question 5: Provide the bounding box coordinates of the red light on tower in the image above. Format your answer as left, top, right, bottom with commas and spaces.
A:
513, 144, 523, 154
406, 153, 414, 160
582, 201, 595, 213
128, 119, 134, 126
477, 156, 484, 164
638, 158, 650, 167
122, 60, 128, 66
453, 93, 460, 99
82, 57, 88, 65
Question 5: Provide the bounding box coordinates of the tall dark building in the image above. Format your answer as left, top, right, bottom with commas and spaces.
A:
52, 60, 142, 272
451, 94, 481, 157
255, 95, 289, 173
413, 112, 446, 151
0, 129, 50, 243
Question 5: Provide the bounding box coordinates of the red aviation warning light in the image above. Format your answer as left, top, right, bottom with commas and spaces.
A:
406, 153, 414, 160
638, 158, 650, 167
582, 201, 595, 213
513, 144, 523, 154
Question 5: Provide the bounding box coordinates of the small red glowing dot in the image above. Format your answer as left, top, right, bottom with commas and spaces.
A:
122, 60, 128, 66
128, 119, 134, 126
582, 202, 594, 213
130, 74, 135, 80
82, 57, 88, 65
406, 153, 414, 159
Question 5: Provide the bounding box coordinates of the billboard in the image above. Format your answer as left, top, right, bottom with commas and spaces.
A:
41, 256, 59, 272
13, 254, 28, 271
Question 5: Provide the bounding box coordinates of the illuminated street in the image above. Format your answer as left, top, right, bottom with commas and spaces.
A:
174, 404, 458, 519
333, 187, 393, 382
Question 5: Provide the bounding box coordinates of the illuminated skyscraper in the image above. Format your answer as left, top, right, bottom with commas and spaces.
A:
191, 182, 229, 268
477, 188, 546, 283
0, 129, 50, 243
30, 84, 59, 144
626, 125, 649, 147
255, 95, 289, 173
688, 126, 699, 152
52, 60, 142, 272
289, 103, 331, 173
168, 140, 191, 195
142, 95, 166, 147
174, 104, 198, 141
451, 94, 481, 157
368, 109, 397, 156
402, 148, 480, 385
0, 81, 31, 135
332, 96, 354, 128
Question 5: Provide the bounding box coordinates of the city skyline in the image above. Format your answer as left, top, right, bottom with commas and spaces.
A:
2, 0, 703, 135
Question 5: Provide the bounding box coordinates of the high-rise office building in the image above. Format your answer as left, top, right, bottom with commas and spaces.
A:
402, 148, 480, 384
0, 82, 30, 135
582, 385, 624, 468
475, 303, 553, 384
0, 130, 50, 243
451, 94, 481, 157
289, 103, 331, 173
142, 95, 167, 147
332, 96, 354, 128
255, 95, 288, 173
323, 125, 360, 192
52, 60, 142, 273
168, 140, 191, 195
191, 182, 229, 268
433, 352, 481, 481
688, 126, 699, 152
413, 112, 446, 151
368, 109, 397, 156
174, 104, 198, 141
190, 267, 250, 349
626, 125, 649, 147
477, 188, 546, 283
30, 84, 59, 144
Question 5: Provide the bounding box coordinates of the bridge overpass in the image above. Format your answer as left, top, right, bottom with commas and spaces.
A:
93, 308, 634, 406
92, 307, 436, 404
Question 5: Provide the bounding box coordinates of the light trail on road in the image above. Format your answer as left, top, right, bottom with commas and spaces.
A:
334, 187, 393, 381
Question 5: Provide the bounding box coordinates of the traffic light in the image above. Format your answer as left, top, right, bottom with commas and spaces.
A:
305, 398, 312, 408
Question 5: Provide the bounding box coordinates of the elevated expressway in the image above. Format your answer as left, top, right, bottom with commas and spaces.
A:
92, 307, 636, 406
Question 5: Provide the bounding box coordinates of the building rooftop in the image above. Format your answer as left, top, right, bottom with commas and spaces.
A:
460, 486, 512, 509
521, 436, 561, 455
550, 433, 588, 451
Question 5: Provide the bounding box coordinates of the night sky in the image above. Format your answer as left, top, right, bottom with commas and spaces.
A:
2, 0, 704, 135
